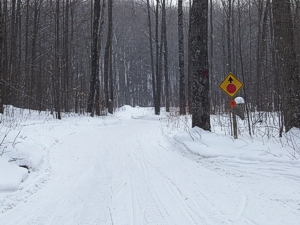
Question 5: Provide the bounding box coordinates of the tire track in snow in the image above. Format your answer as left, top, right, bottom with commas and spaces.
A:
196, 158, 300, 225
135, 121, 242, 225
1, 118, 250, 225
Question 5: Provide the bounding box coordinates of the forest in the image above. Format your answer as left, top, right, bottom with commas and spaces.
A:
0, 0, 300, 133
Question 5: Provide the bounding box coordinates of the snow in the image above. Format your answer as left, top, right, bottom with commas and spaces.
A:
235, 96, 245, 104
0, 106, 300, 224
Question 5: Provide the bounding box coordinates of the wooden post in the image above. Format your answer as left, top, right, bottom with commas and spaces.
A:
232, 107, 238, 139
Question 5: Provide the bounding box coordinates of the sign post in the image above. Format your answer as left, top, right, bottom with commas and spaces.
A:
219, 73, 243, 139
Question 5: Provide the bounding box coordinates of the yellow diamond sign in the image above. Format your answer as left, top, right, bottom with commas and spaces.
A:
219, 73, 243, 98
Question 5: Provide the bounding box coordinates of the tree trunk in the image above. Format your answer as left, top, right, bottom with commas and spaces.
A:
154, 0, 161, 115
8, 0, 16, 105
190, 0, 210, 130
0, 0, 3, 113
63, 0, 70, 112
87, 0, 101, 116
178, 0, 186, 115
162, 0, 170, 112
222, 0, 232, 73
272, 0, 300, 131
108, 0, 113, 114
209, 0, 213, 113
104, 0, 113, 114
146, 0, 156, 113
188, 0, 193, 114
55, 0, 61, 119
256, 0, 269, 111
95, 0, 106, 116
237, 0, 252, 136
31, 0, 41, 109
24, 0, 29, 109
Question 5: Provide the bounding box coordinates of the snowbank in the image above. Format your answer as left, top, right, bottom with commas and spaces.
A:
173, 123, 300, 163
1, 105, 299, 193
0, 107, 121, 192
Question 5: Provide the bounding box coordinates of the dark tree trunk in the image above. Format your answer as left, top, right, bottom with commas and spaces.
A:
162, 0, 170, 112
188, 0, 193, 114
55, 0, 61, 119
31, 0, 40, 108
256, 1, 269, 111
8, 0, 16, 104
63, 0, 70, 112
95, 0, 106, 116
154, 0, 161, 115
104, 0, 113, 114
16, 0, 21, 107
0, 0, 3, 113
273, 0, 300, 131
209, 0, 213, 113
190, 0, 210, 130
146, 0, 156, 113
108, 0, 113, 114
87, 0, 101, 116
237, 0, 252, 136
24, 0, 29, 108
2, 0, 8, 106
178, 0, 186, 115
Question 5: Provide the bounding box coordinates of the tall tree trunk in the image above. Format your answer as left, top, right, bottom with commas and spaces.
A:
108, 0, 113, 114
273, 0, 300, 131
24, 0, 29, 109
87, 0, 101, 116
0, 0, 3, 113
8, 0, 16, 104
104, 0, 113, 114
209, 0, 213, 113
188, 0, 193, 114
191, 0, 210, 130
154, 0, 161, 115
178, 0, 186, 115
237, 0, 252, 136
63, 0, 70, 112
95, 0, 106, 116
16, 0, 21, 107
162, 0, 170, 112
55, 0, 61, 119
221, 0, 232, 73
31, 0, 40, 108
256, 0, 269, 111
146, 0, 156, 113
2, 0, 8, 105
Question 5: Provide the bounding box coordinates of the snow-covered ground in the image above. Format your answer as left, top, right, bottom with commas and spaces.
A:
0, 106, 300, 224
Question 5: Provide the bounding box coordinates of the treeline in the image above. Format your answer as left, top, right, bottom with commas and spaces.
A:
0, 0, 299, 130
0, 0, 92, 117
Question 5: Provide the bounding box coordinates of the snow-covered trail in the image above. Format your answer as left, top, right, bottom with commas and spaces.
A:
1, 117, 300, 224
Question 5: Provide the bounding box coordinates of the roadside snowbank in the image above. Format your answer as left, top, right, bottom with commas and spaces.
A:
173, 126, 300, 163
0, 107, 120, 192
